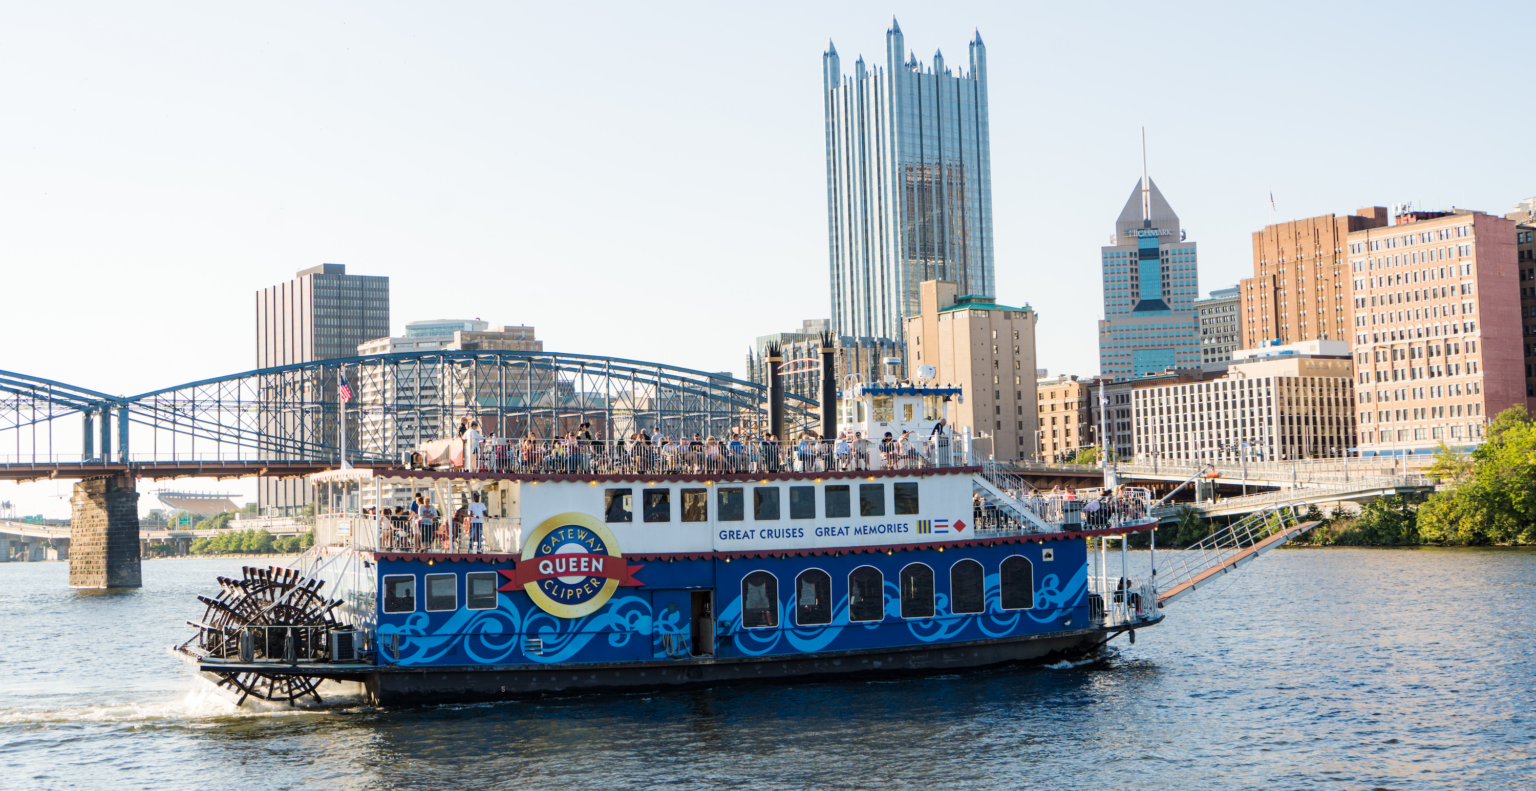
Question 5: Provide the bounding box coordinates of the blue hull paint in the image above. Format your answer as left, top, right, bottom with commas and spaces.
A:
375, 540, 1089, 669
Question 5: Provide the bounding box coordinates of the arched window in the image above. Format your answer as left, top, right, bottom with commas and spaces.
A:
949, 559, 984, 615
1000, 556, 1035, 611
741, 571, 778, 629
794, 569, 831, 626
848, 566, 884, 623
899, 563, 935, 619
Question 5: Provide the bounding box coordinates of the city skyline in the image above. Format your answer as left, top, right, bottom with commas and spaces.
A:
4, 1, 1534, 517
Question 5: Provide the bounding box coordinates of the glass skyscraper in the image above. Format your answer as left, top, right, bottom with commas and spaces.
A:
1098, 178, 1201, 379
823, 18, 994, 345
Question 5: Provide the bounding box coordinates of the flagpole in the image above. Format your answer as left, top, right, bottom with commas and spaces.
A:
339, 368, 352, 470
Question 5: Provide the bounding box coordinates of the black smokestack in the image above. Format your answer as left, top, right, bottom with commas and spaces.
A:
765, 343, 784, 440
818, 332, 836, 438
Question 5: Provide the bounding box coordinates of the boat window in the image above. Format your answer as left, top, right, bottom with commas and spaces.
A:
924, 395, 943, 421
856, 401, 866, 422
718, 487, 744, 521
644, 488, 671, 522
1000, 556, 1035, 610
681, 488, 707, 522
741, 571, 778, 629
848, 566, 884, 622
894, 482, 919, 515
382, 574, 415, 614
872, 396, 893, 422
789, 486, 816, 519
903, 403, 915, 422
604, 488, 632, 523
900, 563, 935, 619
860, 484, 885, 517
950, 560, 985, 614
754, 487, 780, 520
425, 573, 457, 612
466, 571, 498, 610
825, 485, 850, 518
794, 569, 831, 626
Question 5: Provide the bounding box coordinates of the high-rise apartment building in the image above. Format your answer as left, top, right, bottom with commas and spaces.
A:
1238, 210, 1388, 351
823, 19, 994, 345
1347, 209, 1526, 455
255, 263, 390, 514
1504, 198, 1536, 399
906, 280, 1038, 460
1098, 177, 1200, 378
1196, 287, 1241, 365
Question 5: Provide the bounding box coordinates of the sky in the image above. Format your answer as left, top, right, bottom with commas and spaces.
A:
3, 1, 1532, 517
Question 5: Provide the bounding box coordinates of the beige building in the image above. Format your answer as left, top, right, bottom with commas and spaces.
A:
1035, 376, 1093, 463
1133, 343, 1356, 462
1240, 209, 1389, 350
1347, 209, 1527, 455
905, 280, 1040, 460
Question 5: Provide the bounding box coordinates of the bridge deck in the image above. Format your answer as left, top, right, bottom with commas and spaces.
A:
0, 461, 332, 482
1156, 521, 1320, 604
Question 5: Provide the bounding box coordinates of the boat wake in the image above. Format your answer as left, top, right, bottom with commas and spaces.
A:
0, 678, 369, 727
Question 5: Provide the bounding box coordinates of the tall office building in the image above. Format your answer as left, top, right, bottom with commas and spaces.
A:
1098, 177, 1201, 378
823, 18, 994, 346
1347, 208, 1526, 455
1196, 287, 1241, 364
1238, 209, 1388, 351
255, 263, 389, 513
256, 264, 390, 368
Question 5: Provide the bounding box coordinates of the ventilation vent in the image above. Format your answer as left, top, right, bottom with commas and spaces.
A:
331, 630, 358, 662
523, 637, 543, 656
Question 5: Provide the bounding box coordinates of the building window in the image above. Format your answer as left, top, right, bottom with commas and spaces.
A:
604, 489, 632, 523
741, 571, 778, 629
425, 573, 457, 612
848, 566, 884, 622
382, 574, 415, 614
466, 571, 498, 611
717, 488, 745, 521
900, 563, 935, 619
999, 556, 1035, 610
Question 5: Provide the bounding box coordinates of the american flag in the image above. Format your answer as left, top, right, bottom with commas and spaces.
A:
338, 371, 352, 403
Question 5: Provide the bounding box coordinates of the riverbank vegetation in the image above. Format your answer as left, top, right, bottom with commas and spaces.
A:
188, 529, 314, 556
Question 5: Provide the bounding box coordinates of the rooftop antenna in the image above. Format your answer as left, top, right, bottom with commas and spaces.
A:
1141, 127, 1151, 228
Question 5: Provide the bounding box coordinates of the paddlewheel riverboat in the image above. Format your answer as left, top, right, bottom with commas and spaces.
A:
174, 384, 1318, 706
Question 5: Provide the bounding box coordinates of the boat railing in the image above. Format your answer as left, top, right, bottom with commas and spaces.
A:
972, 469, 1158, 536
1087, 575, 1159, 628
409, 436, 969, 477
316, 512, 522, 555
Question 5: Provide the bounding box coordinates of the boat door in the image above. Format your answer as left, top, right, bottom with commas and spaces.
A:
652, 590, 692, 659
690, 590, 714, 657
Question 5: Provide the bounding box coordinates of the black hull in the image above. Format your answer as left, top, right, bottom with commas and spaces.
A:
224, 620, 1152, 706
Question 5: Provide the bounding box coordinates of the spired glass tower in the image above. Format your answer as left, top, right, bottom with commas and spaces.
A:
1098, 177, 1201, 379
823, 18, 995, 346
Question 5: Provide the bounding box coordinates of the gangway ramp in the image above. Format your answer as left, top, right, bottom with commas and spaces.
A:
1156, 504, 1321, 606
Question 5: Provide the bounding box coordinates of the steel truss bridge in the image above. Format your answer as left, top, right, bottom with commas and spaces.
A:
0, 351, 817, 481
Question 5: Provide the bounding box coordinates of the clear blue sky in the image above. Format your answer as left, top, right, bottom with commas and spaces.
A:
2, 1, 1530, 516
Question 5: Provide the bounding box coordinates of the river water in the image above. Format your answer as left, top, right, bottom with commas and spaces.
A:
1, 549, 1532, 790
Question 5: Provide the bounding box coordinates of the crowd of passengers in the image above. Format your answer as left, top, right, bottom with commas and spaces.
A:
365, 491, 489, 554
411, 418, 957, 475
973, 486, 1151, 532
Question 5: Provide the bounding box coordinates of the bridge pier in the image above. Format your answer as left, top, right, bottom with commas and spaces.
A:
0, 535, 9, 561
68, 472, 141, 589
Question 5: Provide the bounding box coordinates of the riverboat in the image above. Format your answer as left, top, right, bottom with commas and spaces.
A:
174, 384, 1310, 706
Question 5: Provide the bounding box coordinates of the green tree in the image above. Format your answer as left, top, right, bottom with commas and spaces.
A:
1170, 505, 1212, 547
1075, 447, 1100, 466
1418, 407, 1536, 545
300, 529, 315, 548
190, 537, 212, 554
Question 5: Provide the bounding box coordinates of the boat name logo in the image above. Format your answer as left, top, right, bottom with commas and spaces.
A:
500, 512, 645, 618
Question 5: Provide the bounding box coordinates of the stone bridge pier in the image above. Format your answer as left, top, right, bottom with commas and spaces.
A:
69, 472, 141, 588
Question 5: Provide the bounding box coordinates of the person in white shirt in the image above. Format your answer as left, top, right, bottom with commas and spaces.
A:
467, 493, 488, 553
464, 421, 484, 472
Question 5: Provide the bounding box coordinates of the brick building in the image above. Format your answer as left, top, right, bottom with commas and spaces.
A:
1239, 209, 1389, 350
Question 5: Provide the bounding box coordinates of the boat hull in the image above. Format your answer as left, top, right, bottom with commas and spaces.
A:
356, 621, 1155, 705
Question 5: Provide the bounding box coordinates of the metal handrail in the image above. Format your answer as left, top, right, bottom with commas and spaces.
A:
1153, 505, 1300, 595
